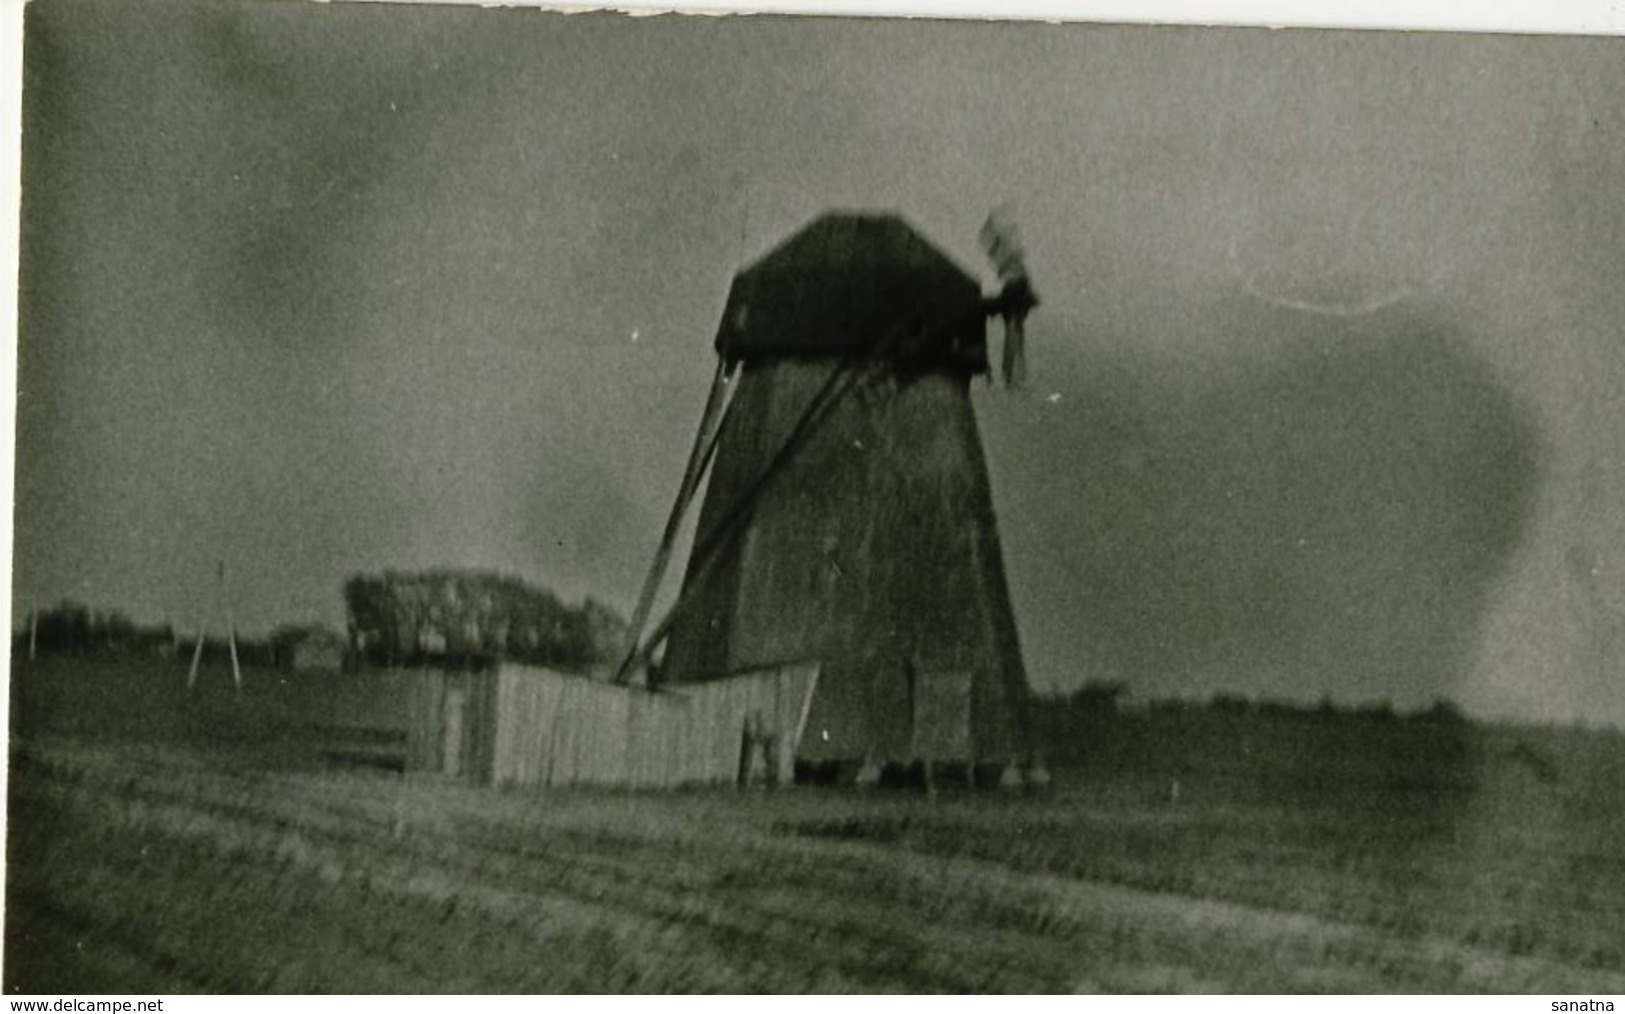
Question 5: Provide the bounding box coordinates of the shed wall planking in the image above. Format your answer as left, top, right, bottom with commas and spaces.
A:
407, 661, 819, 789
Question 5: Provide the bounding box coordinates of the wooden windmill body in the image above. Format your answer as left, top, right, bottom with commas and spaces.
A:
640, 212, 1031, 767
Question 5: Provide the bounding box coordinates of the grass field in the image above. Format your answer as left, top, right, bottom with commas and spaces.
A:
7, 656, 1625, 993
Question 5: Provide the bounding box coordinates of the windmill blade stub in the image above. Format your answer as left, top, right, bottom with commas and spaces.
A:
980, 206, 1029, 284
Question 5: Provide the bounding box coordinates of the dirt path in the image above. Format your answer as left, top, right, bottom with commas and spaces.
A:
8, 740, 1623, 993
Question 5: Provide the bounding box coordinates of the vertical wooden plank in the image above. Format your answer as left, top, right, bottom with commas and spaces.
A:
667, 695, 685, 787
463, 670, 478, 782
626, 692, 641, 788
671, 691, 689, 784
629, 692, 650, 788
666, 694, 684, 786
645, 693, 660, 788
464, 670, 480, 783
473, 669, 492, 784
460, 671, 477, 780
537, 667, 557, 787
575, 677, 593, 785
554, 670, 572, 785
624, 685, 639, 786
911, 667, 974, 762
443, 674, 466, 779
523, 666, 540, 786
577, 680, 593, 785
494, 665, 517, 786
490, 667, 506, 786
561, 674, 578, 787
518, 667, 539, 786
508, 666, 526, 785
665, 693, 685, 786
604, 683, 624, 786
557, 676, 576, 787
587, 681, 604, 785
432, 669, 447, 773
653, 693, 666, 786
591, 680, 610, 785
684, 695, 699, 785
539, 669, 562, 787
426, 669, 444, 773
405, 669, 426, 772
511, 667, 530, 786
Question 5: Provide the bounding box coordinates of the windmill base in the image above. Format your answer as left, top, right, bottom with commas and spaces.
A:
793, 758, 1040, 792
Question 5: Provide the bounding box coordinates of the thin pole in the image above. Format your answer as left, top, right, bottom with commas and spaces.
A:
225, 604, 242, 694
187, 621, 207, 690
187, 560, 242, 693
28, 606, 37, 662
218, 559, 242, 693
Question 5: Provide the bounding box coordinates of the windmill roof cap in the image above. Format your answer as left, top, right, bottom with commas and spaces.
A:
742, 211, 978, 279
715, 211, 989, 370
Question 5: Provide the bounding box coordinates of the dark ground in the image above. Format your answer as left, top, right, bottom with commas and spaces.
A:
7, 655, 1625, 992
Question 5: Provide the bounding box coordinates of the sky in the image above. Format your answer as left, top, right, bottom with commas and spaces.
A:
11, 0, 1625, 725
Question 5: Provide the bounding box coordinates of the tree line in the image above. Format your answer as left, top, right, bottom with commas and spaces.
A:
17, 570, 632, 675
14, 602, 176, 657
343, 569, 629, 671
1040, 679, 1469, 725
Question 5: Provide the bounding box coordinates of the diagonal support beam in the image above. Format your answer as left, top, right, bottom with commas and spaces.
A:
616, 358, 736, 682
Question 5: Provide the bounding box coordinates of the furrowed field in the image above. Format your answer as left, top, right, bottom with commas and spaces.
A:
7, 656, 1625, 993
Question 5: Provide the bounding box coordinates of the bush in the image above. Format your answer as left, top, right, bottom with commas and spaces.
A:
343, 570, 629, 672
1069, 680, 1128, 716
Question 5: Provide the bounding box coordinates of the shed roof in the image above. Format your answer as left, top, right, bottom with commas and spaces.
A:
714, 212, 988, 371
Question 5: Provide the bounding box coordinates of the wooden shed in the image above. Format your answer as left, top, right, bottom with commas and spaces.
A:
406, 660, 819, 789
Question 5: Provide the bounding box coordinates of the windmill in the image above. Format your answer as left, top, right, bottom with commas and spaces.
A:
188, 559, 242, 693
618, 210, 1040, 782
